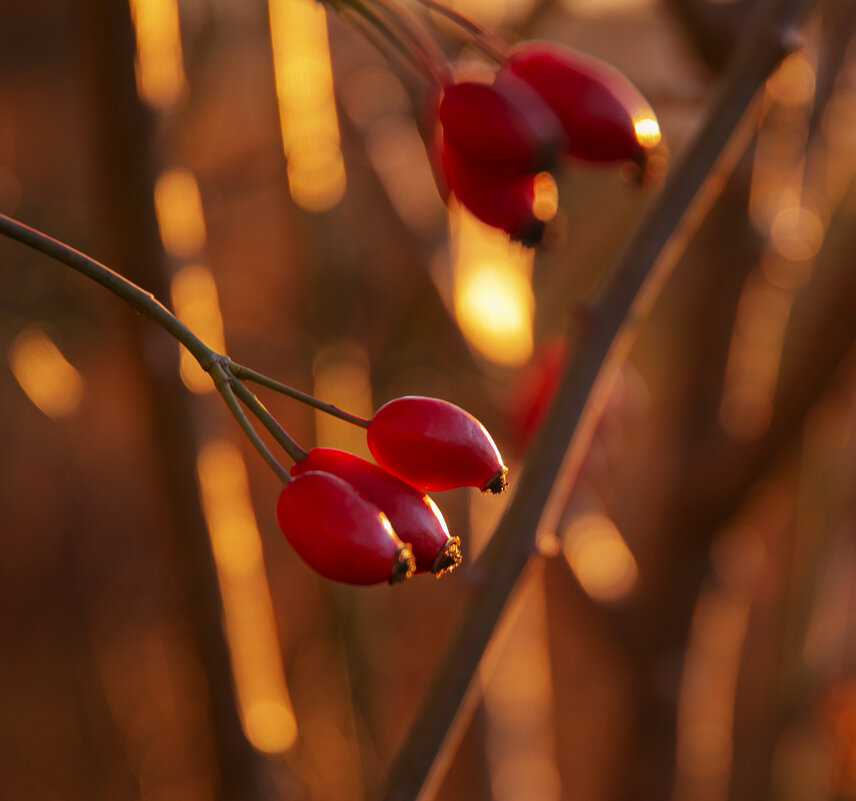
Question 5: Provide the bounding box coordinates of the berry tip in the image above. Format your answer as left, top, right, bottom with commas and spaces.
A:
389, 544, 416, 584
482, 465, 509, 494
432, 536, 463, 577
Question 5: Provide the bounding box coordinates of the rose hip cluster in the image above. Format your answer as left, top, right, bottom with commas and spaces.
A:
432, 41, 661, 244
276, 396, 507, 586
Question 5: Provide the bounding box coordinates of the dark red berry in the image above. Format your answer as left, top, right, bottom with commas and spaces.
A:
502, 41, 660, 166
291, 448, 462, 576
276, 471, 415, 585
367, 396, 508, 494
441, 141, 550, 246
507, 337, 568, 456
438, 74, 565, 173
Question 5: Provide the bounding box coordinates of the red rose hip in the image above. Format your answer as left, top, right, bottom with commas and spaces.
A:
438, 74, 565, 173
291, 448, 461, 576
276, 471, 415, 585
502, 41, 660, 166
367, 396, 508, 494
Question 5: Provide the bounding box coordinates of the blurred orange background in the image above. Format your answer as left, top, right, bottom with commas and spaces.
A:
1, 0, 856, 799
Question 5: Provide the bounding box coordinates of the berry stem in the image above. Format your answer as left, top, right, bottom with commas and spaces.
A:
330, 0, 437, 85
229, 377, 308, 463
413, 0, 508, 62
210, 362, 291, 483
228, 360, 371, 429
347, 0, 453, 85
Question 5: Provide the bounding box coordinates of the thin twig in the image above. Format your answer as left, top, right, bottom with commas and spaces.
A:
229, 359, 371, 429
413, 0, 508, 62
0, 213, 218, 369
377, 0, 815, 798
229, 377, 308, 463
0, 213, 309, 476
360, 0, 453, 84
210, 363, 291, 483
329, 0, 436, 84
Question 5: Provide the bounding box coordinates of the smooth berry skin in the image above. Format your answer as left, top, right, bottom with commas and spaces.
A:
276, 471, 415, 585
438, 75, 565, 173
367, 396, 508, 494
441, 141, 546, 246
502, 41, 659, 165
291, 448, 461, 575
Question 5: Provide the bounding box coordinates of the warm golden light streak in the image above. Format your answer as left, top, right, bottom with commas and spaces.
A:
170, 265, 226, 394
269, 0, 346, 211
719, 273, 792, 442
766, 52, 816, 108
482, 579, 561, 801
633, 114, 662, 148
450, 202, 535, 366
673, 587, 751, 800
313, 342, 373, 458
196, 439, 297, 753
154, 168, 207, 260
769, 204, 825, 262
563, 513, 638, 601
532, 172, 559, 223
128, 0, 187, 109
9, 328, 84, 418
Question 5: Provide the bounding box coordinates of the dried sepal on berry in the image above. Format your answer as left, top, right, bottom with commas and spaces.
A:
367, 396, 508, 494
276, 471, 415, 585
291, 448, 462, 577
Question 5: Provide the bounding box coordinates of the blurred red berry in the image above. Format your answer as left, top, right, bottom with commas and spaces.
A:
441, 142, 548, 245
438, 74, 565, 173
291, 448, 461, 576
367, 396, 508, 494
276, 471, 415, 585
502, 41, 661, 166
507, 337, 568, 456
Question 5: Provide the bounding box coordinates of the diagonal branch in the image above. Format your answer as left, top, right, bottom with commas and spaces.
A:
377, 0, 818, 798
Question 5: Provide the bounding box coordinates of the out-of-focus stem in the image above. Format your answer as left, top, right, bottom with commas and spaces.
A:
377, 0, 816, 798
413, 0, 508, 62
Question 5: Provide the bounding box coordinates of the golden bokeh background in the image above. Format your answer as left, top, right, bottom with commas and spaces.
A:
1, 0, 856, 799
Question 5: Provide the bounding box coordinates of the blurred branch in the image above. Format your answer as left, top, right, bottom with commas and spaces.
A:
378, 0, 817, 797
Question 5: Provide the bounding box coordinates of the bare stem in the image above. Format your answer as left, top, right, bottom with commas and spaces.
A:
360, 0, 453, 85
377, 0, 815, 798
412, 0, 508, 62
210, 363, 291, 483
330, 0, 436, 84
0, 212, 306, 478
0, 213, 218, 369
229, 360, 371, 429
229, 378, 308, 463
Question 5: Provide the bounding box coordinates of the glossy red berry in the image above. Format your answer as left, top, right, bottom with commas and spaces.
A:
367, 396, 508, 494
276, 471, 415, 585
502, 41, 661, 166
438, 74, 565, 173
291, 448, 461, 576
441, 142, 548, 245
